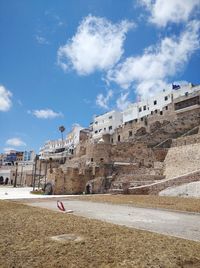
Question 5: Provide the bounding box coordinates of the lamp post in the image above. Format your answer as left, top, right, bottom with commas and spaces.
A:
13, 162, 18, 188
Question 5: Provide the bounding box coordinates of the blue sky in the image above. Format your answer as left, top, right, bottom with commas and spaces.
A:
0, 0, 200, 153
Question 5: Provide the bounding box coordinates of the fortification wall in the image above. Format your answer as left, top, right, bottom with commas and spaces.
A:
164, 143, 200, 179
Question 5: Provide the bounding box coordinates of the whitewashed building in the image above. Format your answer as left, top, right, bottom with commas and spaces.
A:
39, 124, 84, 159
123, 83, 200, 124
91, 110, 123, 140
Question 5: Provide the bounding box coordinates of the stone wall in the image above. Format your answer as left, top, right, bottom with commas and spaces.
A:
164, 143, 200, 179
128, 170, 200, 195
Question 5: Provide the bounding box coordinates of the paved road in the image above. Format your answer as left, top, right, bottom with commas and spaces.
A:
24, 199, 200, 242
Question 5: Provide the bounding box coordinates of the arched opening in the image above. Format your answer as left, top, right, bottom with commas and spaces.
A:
118, 135, 121, 142
85, 183, 92, 194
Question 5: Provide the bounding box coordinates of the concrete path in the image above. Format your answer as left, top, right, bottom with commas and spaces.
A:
0, 186, 75, 200
24, 199, 200, 242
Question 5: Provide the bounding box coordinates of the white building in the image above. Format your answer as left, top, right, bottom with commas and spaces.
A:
39, 124, 84, 159
123, 83, 200, 124
91, 110, 123, 140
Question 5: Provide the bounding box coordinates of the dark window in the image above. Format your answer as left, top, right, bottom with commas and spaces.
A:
129, 131, 133, 137
139, 107, 142, 112
155, 109, 158, 113
95, 130, 98, 134
100, 158, 104, 162
141, 117, 144, 121
99, 129, 102, 132
108, 116, 112, 119
135, 119, 138, 122
185, 92, 189, 96
143, 105, 146, 110
160, 111, 163, 115
109, 126, 112, 131
95, 121, 98, 124
104, 127, 106, 131
165, 106, 168, 110
91, 158, 93, 162
154, 100, 157, 105
151, 111, 153, 115
111, 138, 113, 143
164, 96, 168, 101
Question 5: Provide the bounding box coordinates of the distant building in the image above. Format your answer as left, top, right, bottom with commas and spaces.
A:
122, 83, 200, 124
91, 110, 123, 140
23, 150, 35, 161
39, 125, 85, 159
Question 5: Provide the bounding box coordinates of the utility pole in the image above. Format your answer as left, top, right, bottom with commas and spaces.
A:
13, 162, 18, 188
33, 155, 39, 191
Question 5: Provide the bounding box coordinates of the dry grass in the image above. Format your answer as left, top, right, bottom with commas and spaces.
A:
0, 200, 200, 268
73, 195, 200, 213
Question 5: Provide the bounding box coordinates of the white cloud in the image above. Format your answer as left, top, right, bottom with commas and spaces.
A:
0, 85, 12, 111
3, 148, 15, 153
31, 109, 63, 119
107, 20, 200, 97
140, 0, 200, 27
6, 138, 26, 147
35, 35, 49, 45
116, 92, 130, 110
96, 90, 113, 109
57, 15, 134, 75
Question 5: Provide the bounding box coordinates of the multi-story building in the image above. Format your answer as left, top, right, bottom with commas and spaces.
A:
39, 124, 85, 159
23, 150, 35, 161
91, 110, 123, 140
122, 83, 200, 124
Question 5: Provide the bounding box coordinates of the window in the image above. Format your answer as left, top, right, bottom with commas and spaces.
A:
141, 117, 144, 121
95, 121, 98, 125
95, 130, 98, 134
164, 96, 168, 101
135, 119, 138, 123
165, 106, 168, 110
104, 127, 106, 131
151, 111, 153, 115
111, 138, 113, 143
99, 129, 102, 132
108, 116, 112, 119
155, 109, 158, 114
160, 111, 163, 115
154, 100, 157, 105
185, 92, 189, 96
109, 126, 112, 131
129, 131, 133, 137
91, 158, 93, 162
143, 105, 146, 110
139, 107, 142, 112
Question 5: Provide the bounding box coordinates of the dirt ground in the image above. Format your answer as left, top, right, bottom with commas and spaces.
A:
73, 195, 200, 213
0, 201, 200, 268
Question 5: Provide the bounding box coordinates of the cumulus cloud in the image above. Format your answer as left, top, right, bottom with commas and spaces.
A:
96, 90, 113, 109
107, 20, 200, 97
57, 15, 134, 75
0, 85, 12, 111
116, 92, 130, 110
31, 109, 63, 119
140, 0, 200, 27
6, 138, 26, 147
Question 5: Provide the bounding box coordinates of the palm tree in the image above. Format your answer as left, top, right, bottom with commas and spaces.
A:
59, 125, 65, 147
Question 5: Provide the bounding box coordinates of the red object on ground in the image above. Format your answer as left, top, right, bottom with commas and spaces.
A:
57, 200, 66, 212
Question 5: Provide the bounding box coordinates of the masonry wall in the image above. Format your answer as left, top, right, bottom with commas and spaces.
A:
164, 143, 200, 179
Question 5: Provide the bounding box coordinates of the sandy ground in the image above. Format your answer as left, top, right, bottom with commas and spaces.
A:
24, 199, 200, 242
160, 181, 200, 197
1, 200, 200, 268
